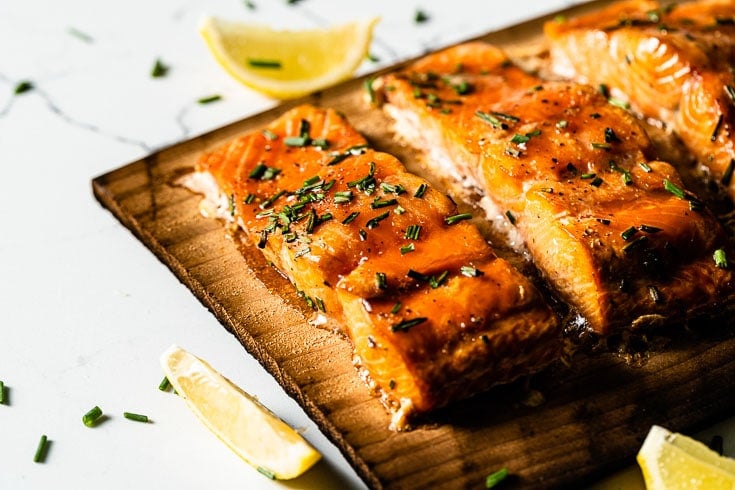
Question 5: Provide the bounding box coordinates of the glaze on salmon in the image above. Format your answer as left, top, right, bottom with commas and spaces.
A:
545, 0, 735, 200
185, 105, 560, 428
378, 42, 735, 336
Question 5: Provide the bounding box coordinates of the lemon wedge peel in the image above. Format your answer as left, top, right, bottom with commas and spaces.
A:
199, 16, 380, 100
637, 425, 735, 490
160, 345, 321, 480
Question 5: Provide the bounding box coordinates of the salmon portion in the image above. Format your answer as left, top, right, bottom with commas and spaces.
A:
186, 104, 560, 428
545, 0, 735, 200
378, 42, 735, 336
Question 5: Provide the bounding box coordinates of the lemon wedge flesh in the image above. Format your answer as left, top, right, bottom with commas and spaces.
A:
199, 16, 379, 99
637, 425, 735, 489
160, 345, 321, 479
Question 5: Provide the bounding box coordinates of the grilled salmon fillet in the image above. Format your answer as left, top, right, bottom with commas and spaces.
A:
378, 42, 735, 336
545, 0, 735, 200
183, 104, 560, 428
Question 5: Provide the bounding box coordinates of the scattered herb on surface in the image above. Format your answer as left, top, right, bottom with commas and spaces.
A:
485, 467, 509, 488
123, 412, 149, 423
33, 435, 49, 463
14, 80, 33, 95
82, 406, 103, 427
151, 58, 169, 78
198, 94, 222, 104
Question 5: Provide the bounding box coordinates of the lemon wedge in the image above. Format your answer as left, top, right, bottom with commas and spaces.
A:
637, 425, 735, 489
199, 16, 379, 99
160, 345, 321, 479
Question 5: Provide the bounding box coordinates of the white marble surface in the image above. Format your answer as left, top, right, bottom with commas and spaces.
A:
4, 1, 732, 489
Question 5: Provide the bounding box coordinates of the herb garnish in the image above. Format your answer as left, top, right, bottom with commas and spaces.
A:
639, 225, 661, 233
621, 226, 638, 241
371, 197, 398, 209
414, 9, 430, 24
622, 235, 648, 254
723, 159, 735, 186
257, 467, 276, 479
505, 210, 516, 225
391, 317, 427, 332
14, 80, 34, 95
376, 272, 388, 290
639, 162, 653, 173
259, 189, 286, 209
714, 248, 729, 269
460, 265, 483, 277
414, 183, 428, 198
445, 213, 472, 225
158, 377, 171, 392
262, 129, 278, 141
342, 212, 360, 225
726, 85, 735, 106
83, 406, 103, 427
400, 243, 415, 255
390, 302, 402, 314
327, 144, 369, 165
364, 77, 376, 104
33, 435, 49, 463
348, 162, 377, 194
151, 58, 169, 78
198, 94, 221, 104
248, 59, 282, 69
476, 110, 506, 129
604, 127, 621, 143
123, 412, 149, 423
405, 224, 422, 240
333, 191, 353, 204
485, 468, 509, 488
366, 211, 390, 229
591, 142, 612, 150
712, 114, 724, 142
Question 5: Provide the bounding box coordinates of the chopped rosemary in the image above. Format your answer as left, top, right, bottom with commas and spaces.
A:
257, 467, 276, 479
158, 376, 171, 392
391, 317, 427, 332
366, 211, 390, 229
414, 183, 428, 198
390, 302, 402, 314
461, 265, 483, 277
714, 248, 728, 269
621, 226, 638, 241
151, 58, 169, 78
33, 435, 49, 463
723, 159, 735, 186
347, 162, 377, 194
262, 129, 278, 141
123, 412, 149, 423
505, 210, 516, 225
400, 243, 415, 255
197, 94, 221, 104
405, 224, 422, 240
14, 80, 34, 95
83, 406, 103, 427
248, 59, 282, 69
598, 84, 610, 97
305, 209, 318, 233
485, 468, 509, 488
342, 211, 360, 225
445, 213, 472, 225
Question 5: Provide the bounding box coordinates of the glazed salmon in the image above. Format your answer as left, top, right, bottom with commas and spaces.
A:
183, 104, 560, 428
378, 42, 735, 336
545, 0, 735, 200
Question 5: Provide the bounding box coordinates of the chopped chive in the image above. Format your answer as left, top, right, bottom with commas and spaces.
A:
505, 210, 516, 225
390, 302, 402, 314
366, 52, 380, 63
621, 226, 638, 241
311, 138, 329, 150
244, 193, 256, 205
82, 406, 103, 427
407, 269, 430, 282
714, 248, 728, 269
358, 229, 367, 241
158, 376, 171, 392
590, 176, 604, 187
151, 58, 169, 78
663, 179, 685, 199
257, 229, 268, 249
262, 129, 278, 141
305, 209, 317, 233
475, 110, 507, 129
364, 77, 376, 104
371, 197, 398, 209
323, 179, 336, 191
511, 133, 530, 145
405, 224, 422, 240
445, 213, 472, 225
639, 162, 653, 173
391, 317, 427, 332
400, 243, 415, 255
556, 119, 568, 129
68, 27, 94, 43
414, 183, 428, 198
389, 379, 396, 389
394, 205, 406, 215
461, 265, 483, 277
33, 435, 49, 463
248, 59, 282, 69
366, 211, 390, 229
376, 272, 387, 290
723, 159, 735, 186
726, 85, 735, 106
259, 190, 286, 209
197, 94, 221, 104
430, 270, 449, 288
124, 412, 149, 423
604, 127, 621, 143
342, 211, 360, 225
485, 468, 509, 488
639, 224, 662, 234
452, 80, 472, 95
598, 84, 610, 98
648, 285, 662, 303
228, 194, 236, 217
314, 296, 326, 312
414, 9, 429, 23
380, 182, 405, 194
580, 173, 597, 179
334, 191, 353, 204
608, 97, 630, 109
257, 466, 276, 479
284, 136, 309, 147
591, 142, 611, 150
0, 380, 4, 404
597, 218, 611, 225
294, 246, 311, 259
492, 111, 520, 123
14, 80, 34, 95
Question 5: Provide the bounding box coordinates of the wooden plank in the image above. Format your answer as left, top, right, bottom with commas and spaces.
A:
92, 2, 735, 488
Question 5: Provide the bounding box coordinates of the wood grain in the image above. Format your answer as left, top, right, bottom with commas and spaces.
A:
92, 2, 735, 488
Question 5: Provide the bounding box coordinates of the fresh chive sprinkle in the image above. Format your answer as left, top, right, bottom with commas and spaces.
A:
726, 85, 735, 106
158, 377, 171, 392
334, 191, 353, 204
371, 197, 398, 209
608, 97, 630, 109
259, 190, 286, 209
380, 182, 405, 194
151, 58, 169, 78
405, 224, 422, 240
461, 265, 483, 277
197, 94, 221, 104
485, 468, 509, 488
639, 162, 653, 173
0, 380, 4, 404
124, 412, 149, 423
445, 213, 472, 225
390, 302, 402, 314
648, 285, 662, 303
248, 59, 282, 69
358, 229, 367, 241
407, 269, 430, 282
257, 466, 276, 479
375, 272, 387, 289
314, 296, 326, 312
621, 226, 638, 241
366, 211, 390, 229
257, 229, 268, 249
452, 80, 472, 95
82, 406, 103, 427
228, 194, 236, 217
389, 379, 396, 389
364, 77, 376, 104
598, 84, 610, 97
505, 210, 516, 225
597, 218, 611, 225
590, 176, 604, 187
262, 129, 278, 141
305, 209, 317, 233
476, 110, 507, 129
714, 248, 728, 269
511, 133, 530, 145
400, 243, 415, 255
580, 173, 597, 179
723, 159, 735, 186
68, 27, 94, 43
430, 270, 449, 288
366, 52, 380, 63
342, 211, 360, 225
284, 136, 309, 147
639, 224, 662, 233
414, 183, 428, 198
33, 435, 49, 463
712, 114, 724, 142
591, 142, 612, 150
391, 317, 427, 332
414, 9, 429, 23
14, 80, 33, 95
663, 179, 685, 199
492, 111, 520, 123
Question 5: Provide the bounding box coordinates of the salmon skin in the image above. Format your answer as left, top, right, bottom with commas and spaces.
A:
183, 104, 560, 429
545, 0, 735, 201
378, 42, 735, 336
